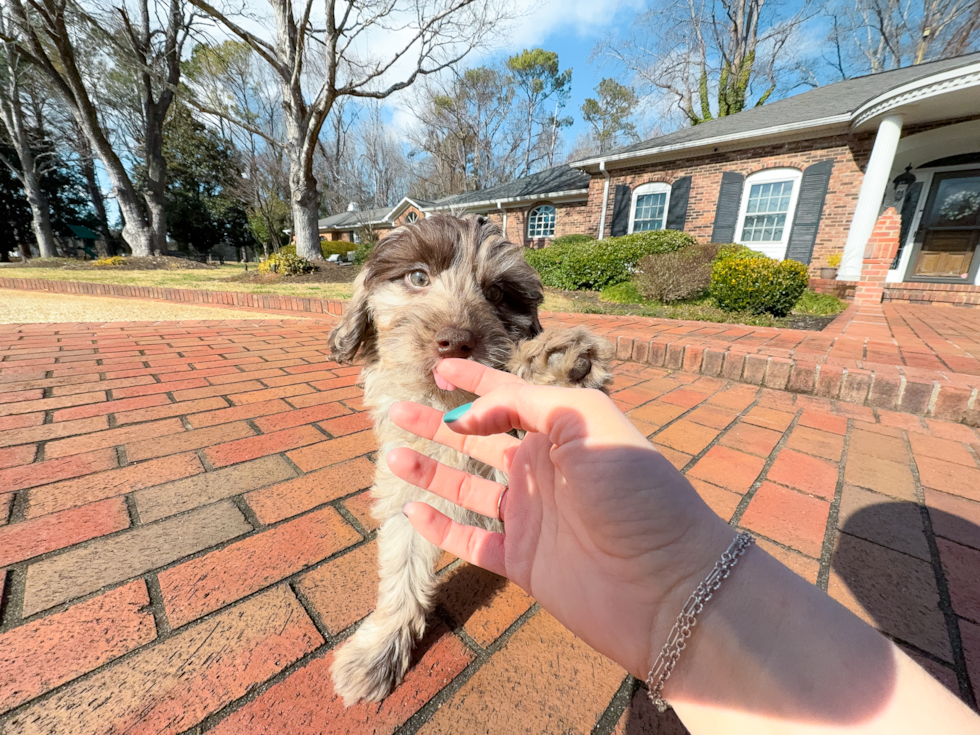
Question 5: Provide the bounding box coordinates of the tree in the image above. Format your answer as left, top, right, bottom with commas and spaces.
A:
596, 0, 811, 127
0, 12, 56, 257
581, 78, 639, 154
826, 0, 980, 77
3, 0, 194, 256
159, 105, 254, 257
506, 48, 572, 173
184, 0, 511, 261
408, 64, 522, 196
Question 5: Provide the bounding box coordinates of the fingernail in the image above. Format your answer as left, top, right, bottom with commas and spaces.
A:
443, 402, 472, 423
401, 502, 411, 516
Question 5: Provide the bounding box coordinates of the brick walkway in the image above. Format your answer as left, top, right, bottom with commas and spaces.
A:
0, 319, 978, 734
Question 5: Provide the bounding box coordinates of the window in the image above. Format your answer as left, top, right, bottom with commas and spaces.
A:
351, 230, 361, 244
527, 204, 556, 238
405, 212, 419, 223
629, 183, 671, 232
735, 169, 803, 258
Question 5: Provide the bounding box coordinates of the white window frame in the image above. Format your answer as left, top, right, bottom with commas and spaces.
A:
405, 211, 419, 223
527, 204, 557, 238
629, 182, 672, 233
734, 168, 803, 260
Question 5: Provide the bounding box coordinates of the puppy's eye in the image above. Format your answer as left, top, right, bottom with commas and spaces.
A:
406, 270, 430, 288
485, 285, 503, 303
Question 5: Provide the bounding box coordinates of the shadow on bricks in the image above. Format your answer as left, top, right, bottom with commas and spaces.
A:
833, 503, 980, 709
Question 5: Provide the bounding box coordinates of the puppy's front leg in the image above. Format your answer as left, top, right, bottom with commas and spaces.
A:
509, 326, 614, 391
330, 509, 441, 705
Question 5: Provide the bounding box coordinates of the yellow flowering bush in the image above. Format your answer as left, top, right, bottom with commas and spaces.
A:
92, 256, 126, 267
710, 251, 809, 316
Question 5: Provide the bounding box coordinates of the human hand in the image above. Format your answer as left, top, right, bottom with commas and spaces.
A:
385, 358, 735, 679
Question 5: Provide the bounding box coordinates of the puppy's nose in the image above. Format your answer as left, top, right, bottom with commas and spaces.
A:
435, 327, 477, 358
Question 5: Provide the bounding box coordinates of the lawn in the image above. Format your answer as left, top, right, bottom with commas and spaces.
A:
0, 264, 355, 300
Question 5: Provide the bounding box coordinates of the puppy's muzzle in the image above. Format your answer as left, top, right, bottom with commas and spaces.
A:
434, 327, 478, 359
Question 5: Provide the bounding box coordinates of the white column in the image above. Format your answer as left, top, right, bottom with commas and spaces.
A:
598, 161, 610, 240
838, 114, 903, 280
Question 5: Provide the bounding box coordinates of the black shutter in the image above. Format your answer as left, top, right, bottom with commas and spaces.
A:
665, 176, 691, 231
893, 180, 923, 269
710, 172, 744, 243
609, 184, 631, 237
786, 160, 834, 264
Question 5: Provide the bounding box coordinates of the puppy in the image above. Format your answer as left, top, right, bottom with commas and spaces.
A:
328, 213, 612, 705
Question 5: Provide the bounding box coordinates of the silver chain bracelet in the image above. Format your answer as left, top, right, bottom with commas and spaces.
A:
646, 531, 755, 712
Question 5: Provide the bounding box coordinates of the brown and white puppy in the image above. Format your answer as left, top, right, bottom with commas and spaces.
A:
328, 213, 612, 705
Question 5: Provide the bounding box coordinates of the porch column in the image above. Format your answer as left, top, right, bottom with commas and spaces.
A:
839, 114, 904, 281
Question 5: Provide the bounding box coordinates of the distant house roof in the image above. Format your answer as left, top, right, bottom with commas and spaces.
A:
433, 165, 591, 210
318, 197, 436, 232
571, 52, 980, 170
67, 224, 100, 240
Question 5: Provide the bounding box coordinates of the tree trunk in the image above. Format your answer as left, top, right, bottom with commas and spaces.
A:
142, 101, 170, 256
77, 131, 111, 240
288, 135, 323, 261
22, 166, 56, 258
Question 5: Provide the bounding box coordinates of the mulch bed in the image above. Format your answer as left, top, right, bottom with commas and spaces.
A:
19, 256, 216, 270
222, 262, 358, 285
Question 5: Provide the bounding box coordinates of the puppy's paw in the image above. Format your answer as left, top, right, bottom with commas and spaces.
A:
509, 326, 614, 391
330, 615, 412, 706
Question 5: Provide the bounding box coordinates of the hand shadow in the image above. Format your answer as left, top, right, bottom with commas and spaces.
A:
622, 496, 979, 733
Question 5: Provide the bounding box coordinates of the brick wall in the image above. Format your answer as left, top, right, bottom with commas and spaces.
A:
853, 208, 900, 306
483, 199, 592, 248
588, 132, 876, 271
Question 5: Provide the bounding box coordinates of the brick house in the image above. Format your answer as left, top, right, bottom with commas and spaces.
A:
318, 198, 432, 243
563, 51, 980, 305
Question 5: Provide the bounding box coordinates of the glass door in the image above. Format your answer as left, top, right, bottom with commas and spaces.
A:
908, 169, 980, 281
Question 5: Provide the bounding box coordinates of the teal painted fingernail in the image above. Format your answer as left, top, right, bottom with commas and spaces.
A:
444, 402, 473, 423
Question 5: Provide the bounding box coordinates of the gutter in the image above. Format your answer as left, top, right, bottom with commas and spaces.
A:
597, 162, 610, 241
430, 187, 589, 212
570, 114, 852, 171
496, 201, 508, 235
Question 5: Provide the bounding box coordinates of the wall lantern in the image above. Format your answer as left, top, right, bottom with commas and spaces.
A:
892, 165, 916, 202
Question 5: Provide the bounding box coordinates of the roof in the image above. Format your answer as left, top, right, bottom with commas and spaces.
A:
434, 165, 591, 209
317, 206, 394, 231
572, 52, 980, 168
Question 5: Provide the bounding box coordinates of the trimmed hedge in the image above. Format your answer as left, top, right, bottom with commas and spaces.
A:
525, 229, 698, 291
634, 242, 724, 303
710, 250, 809, 316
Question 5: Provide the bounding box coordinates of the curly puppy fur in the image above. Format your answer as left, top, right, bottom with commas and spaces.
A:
327, 213, 612, 705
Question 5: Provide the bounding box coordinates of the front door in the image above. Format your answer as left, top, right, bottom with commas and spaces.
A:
908, 169, 980, 281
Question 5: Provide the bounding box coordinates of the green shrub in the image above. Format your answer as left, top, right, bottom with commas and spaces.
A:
710, 254, 809, 316
600, 281, 647, 305
634, 242, 723, 303
278, 241, 355, 259
353, 240, 375, 265
714, 243, 754, 262
259, 251, 315, 276
792, 290, 848, 316
525, 229, 698, 291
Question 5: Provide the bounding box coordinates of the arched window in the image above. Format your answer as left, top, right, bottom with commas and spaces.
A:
735, 168, 803, 259
630, 183, 671, 232
527, 204, 556, 238
405, 211, 419, 223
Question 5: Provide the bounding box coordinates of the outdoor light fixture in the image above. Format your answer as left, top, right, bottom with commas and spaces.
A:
892, 165, 916, 202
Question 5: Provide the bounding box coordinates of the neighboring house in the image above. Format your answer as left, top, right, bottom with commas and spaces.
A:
318, 198, 432, 242
428, 165, 592, 248
566, 51, 980, 304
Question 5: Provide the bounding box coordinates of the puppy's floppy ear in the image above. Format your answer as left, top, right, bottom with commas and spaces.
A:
328, 270, 375, 364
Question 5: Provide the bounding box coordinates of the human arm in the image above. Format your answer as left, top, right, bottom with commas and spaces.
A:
387, 358, 979, 734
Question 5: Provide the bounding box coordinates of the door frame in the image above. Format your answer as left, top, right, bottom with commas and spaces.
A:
899, 165, 980, 284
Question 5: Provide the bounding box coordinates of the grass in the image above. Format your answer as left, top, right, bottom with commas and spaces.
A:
0, 265, 355, 300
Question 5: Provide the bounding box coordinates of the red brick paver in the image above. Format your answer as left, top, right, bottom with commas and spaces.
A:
0, 318, 978, 734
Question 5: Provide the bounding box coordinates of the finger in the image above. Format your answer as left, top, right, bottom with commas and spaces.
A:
436, 358, 525, 396
403, 502, 506, 577
387, 447, 506, 518
389, 400, 521, 472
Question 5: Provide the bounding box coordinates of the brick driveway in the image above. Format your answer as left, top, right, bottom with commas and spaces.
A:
0, 319, 978, 734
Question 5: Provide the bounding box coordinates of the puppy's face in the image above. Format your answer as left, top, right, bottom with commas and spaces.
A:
328, 214, 543, 401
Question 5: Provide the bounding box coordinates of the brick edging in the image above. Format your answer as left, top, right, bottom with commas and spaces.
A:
0, 276, 349, 317
606, 328, 979, 426
3, 276, 978, 425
